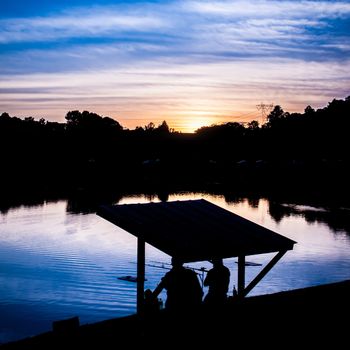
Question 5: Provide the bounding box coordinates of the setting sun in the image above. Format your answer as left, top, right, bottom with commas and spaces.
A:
168, 112, 219, 133
179, 117, 216, 133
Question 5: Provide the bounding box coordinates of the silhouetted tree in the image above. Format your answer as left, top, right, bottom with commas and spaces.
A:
0, 112, 10, 119
304, 105, 315, 115
266, 105, 286, 126
156, 120, 170, 134
65, 110, 122, 131
1, 95, 350, 193
144, 122, 155, 132
247, 120, 259, 130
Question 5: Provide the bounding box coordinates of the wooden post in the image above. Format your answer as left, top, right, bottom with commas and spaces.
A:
137, 237, 145, 314
238, 255, 245, 296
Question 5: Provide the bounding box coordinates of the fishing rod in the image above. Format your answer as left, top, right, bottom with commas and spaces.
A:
146, 261, 209, 288
146, 263, 171, 270
129, 260, 209, 288
234, 261, 262, 266
136, 260, 209, 273
191, 266, 208, 289
147, 261, 209, 273
149, 260, 172, 266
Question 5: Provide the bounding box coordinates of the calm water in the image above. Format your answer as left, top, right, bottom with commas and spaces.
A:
1, 192, 350, 343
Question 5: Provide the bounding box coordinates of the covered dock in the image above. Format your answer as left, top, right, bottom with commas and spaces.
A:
97, 199, 296, 312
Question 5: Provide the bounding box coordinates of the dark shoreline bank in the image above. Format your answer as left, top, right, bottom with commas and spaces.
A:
2, 166, 350, 210
2, 279, 350, 348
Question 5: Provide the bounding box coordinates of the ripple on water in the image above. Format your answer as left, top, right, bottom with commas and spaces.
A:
1, 195, 350, 344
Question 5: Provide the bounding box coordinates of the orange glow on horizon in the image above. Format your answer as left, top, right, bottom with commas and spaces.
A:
171, 115, 219, 133
119, 112, 260, 133
1, 56, 347, 132
120, 116, 219, 133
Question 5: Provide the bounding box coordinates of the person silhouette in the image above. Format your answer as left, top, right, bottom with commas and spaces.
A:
144, 288, 161, 316
152, 257, 203, 313
203, 258, 230, 307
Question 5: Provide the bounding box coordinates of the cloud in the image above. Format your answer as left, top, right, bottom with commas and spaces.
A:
0, 8, 167, 43
180, 1, 350, 60
0, 1, 349, 131
1, 0, 349, 61
1, 57, 349, 130
184, 0, 350, 18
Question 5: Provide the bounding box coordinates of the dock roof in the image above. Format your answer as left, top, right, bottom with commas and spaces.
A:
97, 199, 295, 263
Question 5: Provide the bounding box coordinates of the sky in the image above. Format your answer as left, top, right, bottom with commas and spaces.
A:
0, 0, 349, 132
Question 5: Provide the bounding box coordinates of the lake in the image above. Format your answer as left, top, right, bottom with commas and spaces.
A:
1, 192, 350, 344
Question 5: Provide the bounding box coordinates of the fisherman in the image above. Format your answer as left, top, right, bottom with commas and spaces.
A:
203, 258, 230, 307
152, 257, 203, 312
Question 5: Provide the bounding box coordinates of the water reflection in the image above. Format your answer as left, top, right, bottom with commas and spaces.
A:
268, 201, 350, 236
1, 191, 350, 344
2, 190, 349, 237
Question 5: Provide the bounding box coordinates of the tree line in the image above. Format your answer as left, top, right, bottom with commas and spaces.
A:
1, 96, 349, 193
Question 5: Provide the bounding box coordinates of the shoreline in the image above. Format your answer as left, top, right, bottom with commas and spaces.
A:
3, 279, 350, 348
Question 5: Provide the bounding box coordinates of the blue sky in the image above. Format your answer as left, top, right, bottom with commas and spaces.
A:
0, 0, 349, 131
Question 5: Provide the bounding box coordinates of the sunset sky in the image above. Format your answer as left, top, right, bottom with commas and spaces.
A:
0, 0, 349, 132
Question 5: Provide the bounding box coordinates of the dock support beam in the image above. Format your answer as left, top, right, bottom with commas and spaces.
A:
238, 255, 245, 296
243, 250, 287, 297
137, 237, 145, 314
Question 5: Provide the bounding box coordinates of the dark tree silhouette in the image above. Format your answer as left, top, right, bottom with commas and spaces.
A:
266, 105, 287, 127
247, 120, 259, 130
0, 96, 349, 196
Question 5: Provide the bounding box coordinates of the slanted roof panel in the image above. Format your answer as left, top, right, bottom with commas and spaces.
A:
97, 199, 295, 263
